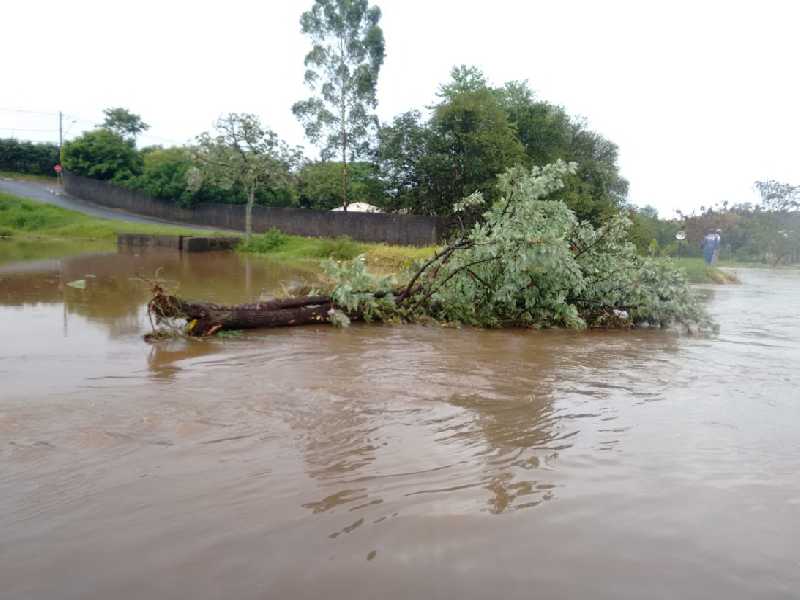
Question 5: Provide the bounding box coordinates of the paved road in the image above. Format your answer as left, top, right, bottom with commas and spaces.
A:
0, 177, 226, 230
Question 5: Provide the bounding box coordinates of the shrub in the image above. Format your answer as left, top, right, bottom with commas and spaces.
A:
311, 236, 363, 260
238, 228, 290, 253
62, 129, 143, 182
128, 147, 196, 206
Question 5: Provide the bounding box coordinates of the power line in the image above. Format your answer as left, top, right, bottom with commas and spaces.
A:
2, 107, 188, 147
0, 127, 58, 132
0, 107, 60, 116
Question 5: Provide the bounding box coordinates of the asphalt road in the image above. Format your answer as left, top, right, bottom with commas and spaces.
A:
0, 177, 225, 230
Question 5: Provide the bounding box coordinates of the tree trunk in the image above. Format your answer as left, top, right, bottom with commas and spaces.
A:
149, 292, 339, 337
341, 132, 349, 211
245, 186, 255, 239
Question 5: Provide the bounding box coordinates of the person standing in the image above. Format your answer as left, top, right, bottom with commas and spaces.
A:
712, 229, 722, 264
701, 230, 719, 265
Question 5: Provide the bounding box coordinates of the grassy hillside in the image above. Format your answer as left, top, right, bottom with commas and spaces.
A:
0, 191, 232, 241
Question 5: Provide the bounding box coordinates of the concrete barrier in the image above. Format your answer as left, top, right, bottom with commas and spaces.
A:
117, 233, 239, 252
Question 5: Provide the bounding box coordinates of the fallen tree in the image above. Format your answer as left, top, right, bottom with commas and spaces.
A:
149, 290, 335, 336
147, 161, 713, 338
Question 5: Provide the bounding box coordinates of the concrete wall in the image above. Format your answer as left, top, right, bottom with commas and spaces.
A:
63, 172, 443, 246
116, 234, 240, 252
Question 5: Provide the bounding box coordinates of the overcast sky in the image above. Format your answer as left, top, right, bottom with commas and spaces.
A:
3, 0, 798, 216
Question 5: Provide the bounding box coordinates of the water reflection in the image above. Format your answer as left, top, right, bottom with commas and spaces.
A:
0, 248, 321, 338
146, 339, 222, 380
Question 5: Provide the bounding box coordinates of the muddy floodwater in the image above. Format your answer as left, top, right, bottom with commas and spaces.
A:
1, 248, 798, 599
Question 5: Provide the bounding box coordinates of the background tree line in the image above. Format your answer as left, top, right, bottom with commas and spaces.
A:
0, 138, 60, 176
5, 0, 628, 231
627, 185, 800, 264
48, 64, 628, 224
3, 0, 795, 262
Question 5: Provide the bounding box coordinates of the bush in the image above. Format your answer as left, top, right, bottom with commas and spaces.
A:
128, 147, 196, 206
311, 236, 363, 260
0, 138, 59, 176
62, 129, 143, 182
239, 228, 289, 253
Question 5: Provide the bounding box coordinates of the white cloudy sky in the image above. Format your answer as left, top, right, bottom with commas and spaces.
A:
3, 0, 798, 216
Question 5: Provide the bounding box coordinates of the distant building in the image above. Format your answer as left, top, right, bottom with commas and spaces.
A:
330, 202, 382, 213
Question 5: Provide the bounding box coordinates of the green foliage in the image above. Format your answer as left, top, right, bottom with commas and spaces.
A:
378, 69, 525, 217
430, 83, 526, 208
62, 129, 143, 182
376, 110, 443, 214
129, 147, 196, 206
215, 329, 245, 338
191, 114, 302, 236
238, 228, 290, 253
0, 139, 60, 176
298, 161, 383, 209
673, 190, 800, 264
65, 138, 297, 209
100, 107, 149, 140
328, 162, 710, 331
323, 255, 397, 322
237, 229, 433, 269
628, 205, 679, 255
293, 0, 385, 207
377, 68, 627, 225
496, 81, 628, 224
754, 179, 799, 212
312, 236, 364, 260
669, 258, 738, 284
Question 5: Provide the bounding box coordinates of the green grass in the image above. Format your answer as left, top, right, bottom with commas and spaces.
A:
0, 170, 59, 185
669, 257, 740, 284
239, 228, 437, 271
0, 191, 234, 242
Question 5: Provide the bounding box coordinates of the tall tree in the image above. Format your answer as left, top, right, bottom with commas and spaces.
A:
191, 114, 301, 238
100, 107, 149, 142
754, 179, 800, 212
496, 80, 628, 224
292, 0, 385, 210
377, 67, 525, 216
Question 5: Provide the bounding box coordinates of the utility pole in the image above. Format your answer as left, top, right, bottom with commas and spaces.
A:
57, 111, 63, 186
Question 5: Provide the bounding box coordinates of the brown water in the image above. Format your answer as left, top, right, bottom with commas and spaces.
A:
1, 249, 799, 600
